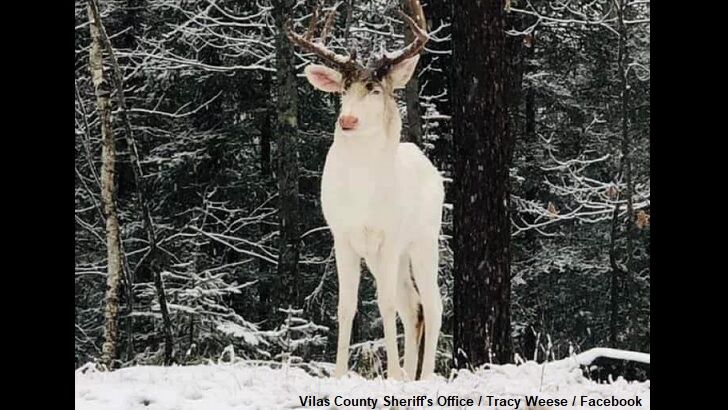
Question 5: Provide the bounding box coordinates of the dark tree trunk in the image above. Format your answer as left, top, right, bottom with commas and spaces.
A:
114, 0, 146, 202
403, 52, 423, 146
525, 87, 535, 140
612, 0, 634, 349
272, 0, 301, 308
250, 72, 273, 322
118, 0, 147, 361
451, 0, 514, 367
150, 258, 174, 364
260, 72, 273, 178
522, 34, 537, 139
520, 35, 539, 248
403, 0, 423, 147
609, 202, 622, 347
618, 1, 634, 266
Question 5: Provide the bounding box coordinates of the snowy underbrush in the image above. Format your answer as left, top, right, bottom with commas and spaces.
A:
75, 348, 649, 409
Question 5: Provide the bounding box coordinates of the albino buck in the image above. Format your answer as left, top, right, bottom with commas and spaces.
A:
287, 0, 444, 380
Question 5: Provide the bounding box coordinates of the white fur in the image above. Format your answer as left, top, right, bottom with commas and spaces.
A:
389, 55, 420, 89
305, 65, 343, 93
305, 56, 444, 380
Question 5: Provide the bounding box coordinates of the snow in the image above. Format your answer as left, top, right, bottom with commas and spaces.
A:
75, 349, 649, 409
569, 348, 650, 366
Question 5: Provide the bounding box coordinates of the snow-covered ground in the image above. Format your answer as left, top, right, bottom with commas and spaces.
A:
75, 349, 649, 409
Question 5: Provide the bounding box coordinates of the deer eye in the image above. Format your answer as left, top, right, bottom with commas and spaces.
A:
370, 89, 381, 95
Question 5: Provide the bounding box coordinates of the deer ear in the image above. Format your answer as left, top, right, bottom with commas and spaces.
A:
388, 55, 420, 89
304, 64, 343, 93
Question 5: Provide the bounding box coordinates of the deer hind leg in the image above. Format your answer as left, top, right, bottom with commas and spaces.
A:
409, 238, 442, 379
334, 237, 361, 378
396, 255, 422, 381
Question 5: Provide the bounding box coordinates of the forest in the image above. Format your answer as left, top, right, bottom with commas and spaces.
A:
74, 0, 650, 382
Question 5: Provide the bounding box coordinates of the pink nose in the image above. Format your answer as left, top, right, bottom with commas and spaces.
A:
338, 115, 359, 130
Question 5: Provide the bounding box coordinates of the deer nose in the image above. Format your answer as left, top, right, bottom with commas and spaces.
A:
338, 115, 359, 130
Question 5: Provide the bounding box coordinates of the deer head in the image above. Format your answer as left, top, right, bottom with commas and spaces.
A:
286, 0, 428, 138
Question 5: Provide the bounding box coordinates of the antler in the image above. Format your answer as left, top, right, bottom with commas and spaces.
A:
285, 4, 362, 72
320, 6, 337, 46
286, 0, 429, 81
369, 0, 429, 71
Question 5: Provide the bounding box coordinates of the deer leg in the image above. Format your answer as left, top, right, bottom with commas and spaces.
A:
397, 256, 421, 381
368, 250, 403, 380
409, 238, 442, 379
334, 238, 361, 378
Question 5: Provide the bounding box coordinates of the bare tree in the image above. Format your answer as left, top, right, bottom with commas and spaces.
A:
87, 0, 175, 365
87, 0, 124, 369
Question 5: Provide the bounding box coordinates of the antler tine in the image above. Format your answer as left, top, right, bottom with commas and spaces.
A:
304, 6, 320, 41
387, 3, 429, 66
320, 5, 338, 46
407, 0, 426, 30
285, 14, 359, 70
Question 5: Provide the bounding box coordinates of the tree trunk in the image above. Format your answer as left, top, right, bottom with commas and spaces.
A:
618, 1, 634, 261
403, 0, 423, 147
88, 0, 174, 365
609, 202, 622, 347
272, 0, 301, 308
114, 0, 146, 202
252, 72, 274, 322
260, 72, 273, 178
88, 1, 124, 369
615, 0, 634, 349
451, 0, 514, 367
525, 87, 535, 140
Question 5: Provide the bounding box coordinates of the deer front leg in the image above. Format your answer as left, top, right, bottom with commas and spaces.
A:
370, 250, 403, 381
334, 237, 361, 378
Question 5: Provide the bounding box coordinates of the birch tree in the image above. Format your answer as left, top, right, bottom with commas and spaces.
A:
87, 0, 124, 368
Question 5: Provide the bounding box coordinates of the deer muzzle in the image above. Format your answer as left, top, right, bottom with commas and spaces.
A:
338, 115, 359, 131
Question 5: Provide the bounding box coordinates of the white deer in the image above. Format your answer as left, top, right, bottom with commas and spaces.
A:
287, 0, 444, 380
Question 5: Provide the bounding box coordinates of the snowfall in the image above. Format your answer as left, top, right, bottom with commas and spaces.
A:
75, 348, 649, 409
